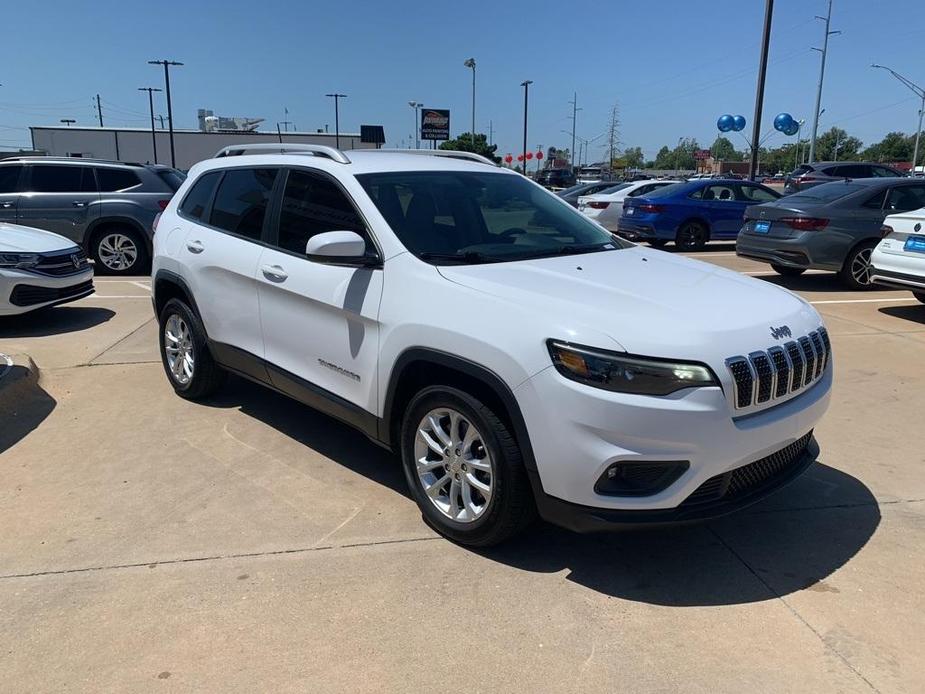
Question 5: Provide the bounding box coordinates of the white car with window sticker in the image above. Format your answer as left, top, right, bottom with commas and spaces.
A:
152, 144, 832, 546
870, 206, 925, 303
578, 180, 678, 231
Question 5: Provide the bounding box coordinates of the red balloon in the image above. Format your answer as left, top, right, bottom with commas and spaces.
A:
536, 151, 544, 159
517, 154, 524, 161
526, 152, 534, 160
504, 154, 513, 163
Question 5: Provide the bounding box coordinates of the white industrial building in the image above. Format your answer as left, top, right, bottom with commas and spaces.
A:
29, 126, 374, 170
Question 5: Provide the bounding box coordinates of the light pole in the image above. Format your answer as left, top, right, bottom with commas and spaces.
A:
795, 118, 805, 169
464, 58, 476, 143
808, 0, 840, 163
138, 87, 162, 164
749, 0, 773, 180
408, 101, 422, 148
871, 64, 925, 177
148, 60, 183, 168
569, 92, 581, 172
325, 93, 347, 149
520, 80, 533, 176
675, 137, 684, 175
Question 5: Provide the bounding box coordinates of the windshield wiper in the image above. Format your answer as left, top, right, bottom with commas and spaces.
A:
418, 251, 495, 265
519, 243, 615, 259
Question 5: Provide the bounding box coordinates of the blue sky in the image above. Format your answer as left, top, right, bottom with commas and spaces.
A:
2, 0, 923, 161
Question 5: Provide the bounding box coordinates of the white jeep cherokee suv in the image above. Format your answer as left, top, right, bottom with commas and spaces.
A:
152, 144, 832, 546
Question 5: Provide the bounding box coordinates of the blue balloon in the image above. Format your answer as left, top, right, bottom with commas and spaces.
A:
717, 114, 735, 132
774, 112, 795, 133
783, 122, 800, 137
732, 115, 746, 132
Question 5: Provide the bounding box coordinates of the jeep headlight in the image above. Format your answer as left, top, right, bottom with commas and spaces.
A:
0, 253, 41, 269
547, 340, 717, 395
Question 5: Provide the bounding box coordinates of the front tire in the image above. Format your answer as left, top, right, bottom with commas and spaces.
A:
839, 241, 878, 290
158, 298, 226, 400
771, 264, 806, 277
400, 386, 535, 547
675, 221, 708, 251
91, 227, 149, 275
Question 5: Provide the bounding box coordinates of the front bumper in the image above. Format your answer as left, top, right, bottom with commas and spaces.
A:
0, 268, 95, 316
514, 363, 831, 528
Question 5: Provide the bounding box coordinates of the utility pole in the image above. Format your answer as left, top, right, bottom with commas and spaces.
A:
569, 92, 581, 172
138, 87, 162, 164
95, 94, 103, 127
520, 80, 533, 176
871, 64, 925, 177
606, 104, 620, 173
675, 137, 684, 175
157, 115, 166, 129
60, 119, 76, 127
464, 58, 476, 142
749, 0, 774, 180
408, 101, 422, 148
148, 59, 184, 168
325, 93, 346, 149
808, 0, 840, 163
488, 119, 493, 147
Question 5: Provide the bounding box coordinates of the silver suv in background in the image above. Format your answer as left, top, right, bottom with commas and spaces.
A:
784, 161, 903, 194
0, 157, 185, 275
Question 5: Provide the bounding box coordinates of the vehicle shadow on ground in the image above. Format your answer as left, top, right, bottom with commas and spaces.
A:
756, 273, 904, 294
0, 306, 115, 338
659, 242, 737, 254
879, 303, 925, 324
477, 463, 879, 606
203, 375, 406, 495
0, 366, 56, 454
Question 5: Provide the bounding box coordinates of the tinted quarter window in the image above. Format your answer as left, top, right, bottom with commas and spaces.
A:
861, 190, 886, 210
29, 165, 96, 193
156, 168, 187, 192
96, 168, 141, 192
209, 168, 277, 240
276, 169, 364, 254
0, 165, 23, 193
179, 171, 221, 221
885, 185, 925, 212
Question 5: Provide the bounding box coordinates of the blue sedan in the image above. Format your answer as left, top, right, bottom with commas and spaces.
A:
617, 179, 781, 250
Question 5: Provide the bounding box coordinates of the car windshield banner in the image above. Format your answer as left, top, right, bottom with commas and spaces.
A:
421, 109, 450, 141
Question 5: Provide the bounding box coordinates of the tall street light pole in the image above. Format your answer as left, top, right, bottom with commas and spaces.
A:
326, 93, 346, 149
464, 58, 476, 142
148, 60, 183, 168
749, 0, 774, 180
569, 92, 581, 172
808, 0, 840, 164
871, 64, 925, 177
521, 80, 533, 176
408, 101, 422, 148
138, 87, 162, 164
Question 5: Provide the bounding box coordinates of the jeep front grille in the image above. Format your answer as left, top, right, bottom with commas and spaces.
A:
725, 328, 830, 409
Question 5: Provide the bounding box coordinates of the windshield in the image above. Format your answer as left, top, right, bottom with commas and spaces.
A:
786, 181, 866, 203
357, 171, 626, 264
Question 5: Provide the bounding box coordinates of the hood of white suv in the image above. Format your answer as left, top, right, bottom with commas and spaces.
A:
0, 223, 78, 253
437, 246, 822, 359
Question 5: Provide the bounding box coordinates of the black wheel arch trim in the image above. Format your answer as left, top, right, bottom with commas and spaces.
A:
380, 347, 539, 472
152, 270, 205, 327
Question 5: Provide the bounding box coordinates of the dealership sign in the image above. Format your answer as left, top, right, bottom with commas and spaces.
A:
421, 109, 450, 140
694, 149, 712, 160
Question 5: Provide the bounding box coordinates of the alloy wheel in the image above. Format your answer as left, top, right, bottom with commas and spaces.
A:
850, 247, 874, 286
414, 408, 493, 523
163, 314, 195, 385
98, 233, 138, 271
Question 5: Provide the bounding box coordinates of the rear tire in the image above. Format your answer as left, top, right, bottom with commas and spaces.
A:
647, 239, 669, 249
838, 241, 878, 291
400, 386, 536, 547
675, 221, 708, 251
771, 264, 806, 277
90, 226, 150, 276
158, 298, 226, 400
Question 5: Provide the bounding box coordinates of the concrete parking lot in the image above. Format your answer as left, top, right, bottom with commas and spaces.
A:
1, 246, 923, 693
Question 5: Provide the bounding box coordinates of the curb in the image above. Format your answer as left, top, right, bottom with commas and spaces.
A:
0, 352, 42, 412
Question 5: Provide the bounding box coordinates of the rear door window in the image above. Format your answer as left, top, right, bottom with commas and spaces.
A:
28, 165, 96, 193
96, 168, 142, 192
208, 168, 278, 240
179, 171, 221, 222
0, 165, 23, 193
704, 185, 737, 201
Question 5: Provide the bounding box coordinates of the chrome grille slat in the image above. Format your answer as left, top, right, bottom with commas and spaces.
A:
727, 328, 830, 409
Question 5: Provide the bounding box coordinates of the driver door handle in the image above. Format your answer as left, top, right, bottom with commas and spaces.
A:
72, 200, 88, 208
186, 240, 204, 254
0, 201, 14, 209
261, 264, 288, 282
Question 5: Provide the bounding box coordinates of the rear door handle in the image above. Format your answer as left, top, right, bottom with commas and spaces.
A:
186, 240, 204, 254
0, 201, 14, 209
261, 264, 288, 282
72, 200, 88, 208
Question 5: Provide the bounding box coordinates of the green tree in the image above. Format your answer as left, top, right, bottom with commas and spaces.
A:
861, 131, 914, 162
439, 132, 501, 163
623, 146, 644, 169
653, 145, 673, 169
710, 136, 744, 162
813, 127, 862, 161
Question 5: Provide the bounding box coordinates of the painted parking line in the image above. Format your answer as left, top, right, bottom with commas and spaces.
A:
78, 295, 150, 300
809, 297, 918, 305
130, 281, 152, 291
745, 270, 828, 277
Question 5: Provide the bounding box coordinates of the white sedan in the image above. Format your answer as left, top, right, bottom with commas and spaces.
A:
870, 206, 925, 304
1, 223, 94, 316
577, 180, 678, 232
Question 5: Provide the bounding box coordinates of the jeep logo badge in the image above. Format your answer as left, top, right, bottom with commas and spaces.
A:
770, 325, 792, 340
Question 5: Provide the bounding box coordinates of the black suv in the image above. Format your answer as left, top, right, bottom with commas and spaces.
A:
784, 161, 903, 194
536, 168, 576, 189
0, 157, 185, 274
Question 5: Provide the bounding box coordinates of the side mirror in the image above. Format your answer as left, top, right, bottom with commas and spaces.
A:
305, 231, 374, 266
